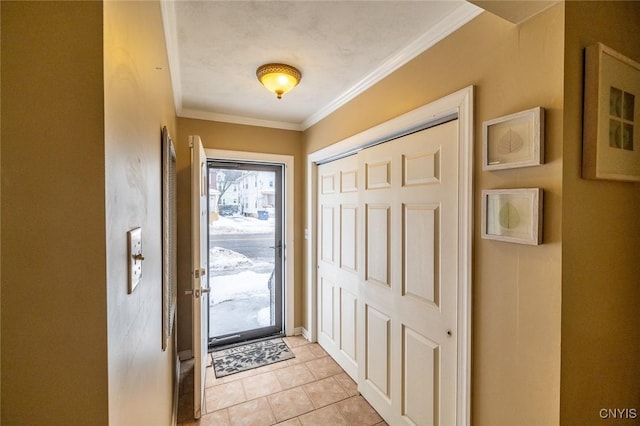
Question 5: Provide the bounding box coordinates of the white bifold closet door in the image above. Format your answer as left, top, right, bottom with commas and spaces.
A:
317, 154, 359, 379
317, 119, 460, 426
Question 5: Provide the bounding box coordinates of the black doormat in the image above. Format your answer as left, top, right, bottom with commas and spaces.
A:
212, 337, 294, 378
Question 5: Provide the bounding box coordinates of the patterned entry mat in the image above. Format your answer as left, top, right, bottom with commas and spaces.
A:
212, 337, 295, 378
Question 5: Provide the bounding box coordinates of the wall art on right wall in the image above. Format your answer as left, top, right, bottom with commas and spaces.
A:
583, 43, 640, 182
482, 106, 545, 171
481, 188, 544, 245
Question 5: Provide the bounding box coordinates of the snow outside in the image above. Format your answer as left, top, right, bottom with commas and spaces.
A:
209, 215, 276, 338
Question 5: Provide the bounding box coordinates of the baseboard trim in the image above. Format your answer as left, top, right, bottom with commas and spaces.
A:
300, 327, 310, 340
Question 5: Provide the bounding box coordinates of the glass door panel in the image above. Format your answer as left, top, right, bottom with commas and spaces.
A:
207, 161, 283, 347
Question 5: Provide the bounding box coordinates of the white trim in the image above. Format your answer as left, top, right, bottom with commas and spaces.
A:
290, 326, 304, 337
301, 3, 482, 130
159, 0, 183, 115
305, 86, 473, 426
181, 109, 303, 132
204, 149, 295, 340
300, 327, 310, 341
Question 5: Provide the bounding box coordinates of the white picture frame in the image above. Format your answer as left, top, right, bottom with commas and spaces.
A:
481, 188, 543, 245
583, 43, 640, 182
482, 107, 545, 171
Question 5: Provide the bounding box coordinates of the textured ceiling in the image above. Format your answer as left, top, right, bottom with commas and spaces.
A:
162, 1, 483, 130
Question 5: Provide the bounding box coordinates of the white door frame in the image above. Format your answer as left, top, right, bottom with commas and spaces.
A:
305, 86, 473, 425
206, 149, 295, 338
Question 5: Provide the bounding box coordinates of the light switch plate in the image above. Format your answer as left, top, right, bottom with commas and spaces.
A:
127, 227, 143, 294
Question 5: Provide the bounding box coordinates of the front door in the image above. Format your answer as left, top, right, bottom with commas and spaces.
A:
190, 135, 209, 419
207, 161, 284, 347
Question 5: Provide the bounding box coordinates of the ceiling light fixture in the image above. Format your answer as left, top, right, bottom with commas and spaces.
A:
256, 63, 302, 100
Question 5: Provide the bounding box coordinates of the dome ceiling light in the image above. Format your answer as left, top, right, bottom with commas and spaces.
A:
256, 63, 302, 100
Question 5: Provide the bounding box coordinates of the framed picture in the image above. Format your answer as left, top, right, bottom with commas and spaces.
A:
583, 43, 640, 182
162, 126, 177, 351
482, 107, 545, 171
481, 188, 543, 245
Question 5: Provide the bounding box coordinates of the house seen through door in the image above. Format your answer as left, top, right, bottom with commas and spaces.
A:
207, 161, 284, 347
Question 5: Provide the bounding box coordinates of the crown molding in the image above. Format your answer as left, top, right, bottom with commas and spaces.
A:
179, 109, 304, 132
160, 0, 183, 114
300, 2, 482, 130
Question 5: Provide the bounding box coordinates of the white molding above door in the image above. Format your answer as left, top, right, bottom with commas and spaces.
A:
305, 85, 473, 426
205, 149, 295, 338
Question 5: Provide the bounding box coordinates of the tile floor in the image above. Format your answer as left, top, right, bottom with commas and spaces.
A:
177, 335, 386, 426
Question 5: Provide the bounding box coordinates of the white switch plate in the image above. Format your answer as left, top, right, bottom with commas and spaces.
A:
127, 227, 143, 294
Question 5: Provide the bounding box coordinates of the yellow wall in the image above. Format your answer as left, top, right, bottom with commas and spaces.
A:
0, 1, 3, 416
561, 2, 640, 425
304, 6, 564, 425
175, 118, 304, 352
1, 1, 177, 424
1, 2, 109, 423
104, 1, 177, 424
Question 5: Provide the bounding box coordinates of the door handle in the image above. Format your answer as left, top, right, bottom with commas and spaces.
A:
185, 288, 210, 298
269, 240, 283, 258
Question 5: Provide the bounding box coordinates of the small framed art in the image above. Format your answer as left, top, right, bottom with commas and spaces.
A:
482, 107, 545, 171
481, 188, 543, 245
583, 43, 640, 182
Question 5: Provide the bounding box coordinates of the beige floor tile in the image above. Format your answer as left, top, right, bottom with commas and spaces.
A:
298, 404, 349, 426
287, 345, 318, 365
196, 409, 232, 426
305, 356, 343, 380
252, 359, 290, 374
228, 397, 275, 426
275, 363, 316, 389
242, 371, 283, 400
303, 377, 349, 408
179, 342, 385, 426
205, 366, 221, 388
283, 335, 309, 348
336, 396, 383, 425
205, 380, 246, 412
306, 343, 328, 358
334, 372, 359, 396
275, 418, 302, 426
267, 387, 315, 423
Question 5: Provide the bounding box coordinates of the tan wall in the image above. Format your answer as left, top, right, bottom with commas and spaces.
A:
104, 1, 177, 424
1, 2, 109, 423
561, 2, 640, 425
1, 1, 177, 423
0, 1, 3, 417
176, 118, 304, 352
304, 7, 564, 425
